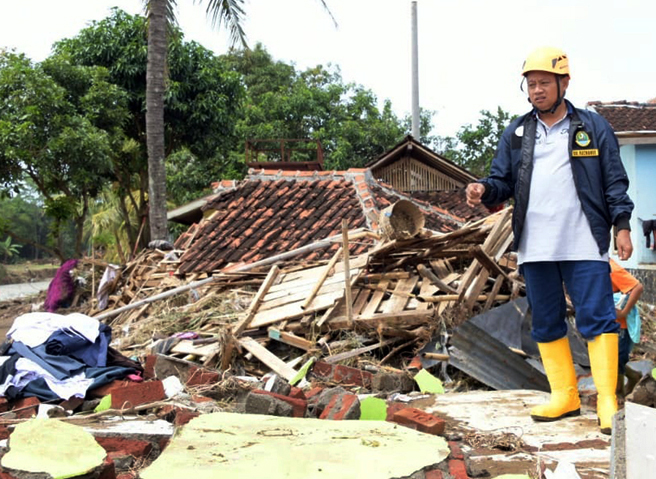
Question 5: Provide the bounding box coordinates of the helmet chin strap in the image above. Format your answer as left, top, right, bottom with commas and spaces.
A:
527, 74, 565, 114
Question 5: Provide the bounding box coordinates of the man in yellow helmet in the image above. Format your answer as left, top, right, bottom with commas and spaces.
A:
466, 46, 634, 435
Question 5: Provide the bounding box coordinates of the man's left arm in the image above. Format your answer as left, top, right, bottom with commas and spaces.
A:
598, 120, 634, 259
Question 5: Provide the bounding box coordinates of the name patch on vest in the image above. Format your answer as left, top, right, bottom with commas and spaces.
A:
572, 148, 599, 157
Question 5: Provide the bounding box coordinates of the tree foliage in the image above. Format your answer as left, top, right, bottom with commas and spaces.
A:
0, 52, 126, 258
439, 107, 516, 177
222, 44, 408, 170
54, 9, 245, 218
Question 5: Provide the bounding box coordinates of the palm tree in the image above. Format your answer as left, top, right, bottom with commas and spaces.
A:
145, 1, 335, 242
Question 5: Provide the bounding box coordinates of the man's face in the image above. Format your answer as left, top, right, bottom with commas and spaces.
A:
525, 71, 569, 111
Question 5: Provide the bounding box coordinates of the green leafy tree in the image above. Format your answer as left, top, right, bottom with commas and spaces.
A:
144, 1, 336, 240
440, 107, 517, 177
223, 44, 408, 170
0, 52, 127, 259
54, 9, 245, 224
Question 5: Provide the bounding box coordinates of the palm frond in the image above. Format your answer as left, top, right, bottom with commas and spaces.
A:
199, 0, 248, 48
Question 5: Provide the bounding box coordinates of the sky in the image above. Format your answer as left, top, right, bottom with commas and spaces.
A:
1, 0, 656, 138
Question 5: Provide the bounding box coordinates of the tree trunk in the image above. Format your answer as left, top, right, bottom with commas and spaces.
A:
146, 0, 168, 241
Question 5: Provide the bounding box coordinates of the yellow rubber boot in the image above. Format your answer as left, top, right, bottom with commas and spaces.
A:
588, 333, 619, 435
531, 337, 581, 422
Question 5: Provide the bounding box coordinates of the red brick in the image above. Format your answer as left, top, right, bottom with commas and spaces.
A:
191, 395, 214, 404
143, 355, 157, 380
319, 393, 360, 420
94, 436, 153, 458
0, 397, 8, 413
174, 410, 200, 426
333, 364, 373, 388
117, 474, 137, 479
252, 390, 307, 418
11, 396, 40, 419
385, 402, 409, 421
110, 380, 166, 409
158, 437, 170, 452
88, 380, 132, 399
59, 396, 85, 412
392, 407, 445, 435
0, 473, 18, 479
449, 441, 465, 460
312, 361, 334, 379
186, 367, 220, 387
288, 387, 306, 400
97, 456, 117, 479
425, 469, 445, 479
448, 459, 469, 479
0, 425, 10, 440
304, 387, 324, 400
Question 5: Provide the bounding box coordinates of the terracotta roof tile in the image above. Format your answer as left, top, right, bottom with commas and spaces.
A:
588, 101, 656, 132
177, 169, 477, 274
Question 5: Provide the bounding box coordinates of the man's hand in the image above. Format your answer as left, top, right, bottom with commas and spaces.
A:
466, 183, 485, 208
616, 229, 633, 261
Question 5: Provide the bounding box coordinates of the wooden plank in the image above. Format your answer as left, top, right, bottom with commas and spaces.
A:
382, 276, 419, 313
170, 340, 220, 358
301, 246, 343, 309
416, 263, 457, 294
351, 289, 370, 316
232, 265, 280, 335
249, 289, 349, 329
483, 275, 505, 312
265, 266, 362, 299
463, 268, 491, 310
415, 279, 438, 311
327, 309, 433, 330
239, 337, 298, 382
259, 280, 347, 312
360, 279, 390, 317
268, 328, 316, 351
469, 245, 511, 282
342, 219, 354, 328
323, 339, 398, 364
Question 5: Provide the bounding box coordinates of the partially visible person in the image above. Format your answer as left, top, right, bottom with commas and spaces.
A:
610, 258, 643, 395
43, 259, 78, 313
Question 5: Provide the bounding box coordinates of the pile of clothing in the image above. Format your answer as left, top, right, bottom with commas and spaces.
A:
0, 312, 142, 402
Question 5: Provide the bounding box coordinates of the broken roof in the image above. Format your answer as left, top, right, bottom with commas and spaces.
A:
587, 100, 656, 133
174, 168, 472, 274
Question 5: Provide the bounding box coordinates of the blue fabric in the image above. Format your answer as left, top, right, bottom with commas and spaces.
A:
10, 342, 86, 380
618, 328, 634, 374
479, 100, 633, 254
86, 366, 137, 390
44, 323, 112, 368
522, 260, 619, 342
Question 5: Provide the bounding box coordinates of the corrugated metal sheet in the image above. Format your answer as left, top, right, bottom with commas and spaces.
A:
450, 320, 550, 392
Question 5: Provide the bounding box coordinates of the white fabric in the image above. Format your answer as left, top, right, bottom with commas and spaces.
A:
518, 116, 608, 264
0, 358, 94, 399
7, 312, 100, 347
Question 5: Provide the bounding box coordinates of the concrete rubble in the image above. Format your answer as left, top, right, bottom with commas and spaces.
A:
0, 205, 655, 478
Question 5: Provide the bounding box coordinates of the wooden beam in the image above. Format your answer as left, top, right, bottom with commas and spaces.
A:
268, 328, 316, 352
239, 337, 298, 382
342, 219, 354, 328
301, 246, 342, 309
416, 263, 457, 294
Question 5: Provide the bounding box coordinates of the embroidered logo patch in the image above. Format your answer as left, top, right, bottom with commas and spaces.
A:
575, 131, 591, 147
572, 149, 599, 157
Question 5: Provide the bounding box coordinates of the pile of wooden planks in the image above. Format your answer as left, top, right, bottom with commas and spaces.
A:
221, 207, 524, 373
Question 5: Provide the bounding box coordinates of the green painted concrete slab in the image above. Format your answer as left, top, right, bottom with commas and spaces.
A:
1, 418, 106, 479
141, 412, 449, 479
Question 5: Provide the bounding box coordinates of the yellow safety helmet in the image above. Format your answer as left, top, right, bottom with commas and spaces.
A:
521, 47, 570, 77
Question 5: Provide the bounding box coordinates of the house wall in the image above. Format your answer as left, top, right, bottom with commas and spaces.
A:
616, 144, 656, 304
